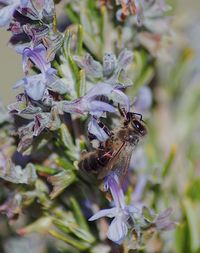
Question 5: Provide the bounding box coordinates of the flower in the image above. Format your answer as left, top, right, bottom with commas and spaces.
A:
14, 74, 47, 101
14, 44, 66, 100
130, 0, 171, 33
60, 82, 130, 116
89, 173, 175, 245
22, 43, 54, 73
89, 174, 129, 244
74, 49, 134, 87
88, 117, 110, 142
57, 82, 130, 141
0, 0, 27, 27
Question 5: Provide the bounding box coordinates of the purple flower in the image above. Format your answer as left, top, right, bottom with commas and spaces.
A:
89, 173, 175, 245
0, 0, 27, 27
61, 82, 130, 116
14, 44, 66, 100
23, 0, 54, 20
58, 82, 130, 141
0, 192, 22, 219
155, 208, 176, 231
14, 74, 46, 100
88, 117, 110, 142
0, 0, 30, 23
22, 44, 54, 73
89, 174, 128, 244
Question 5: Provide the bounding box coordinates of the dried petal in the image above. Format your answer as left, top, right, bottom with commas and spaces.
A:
0, 160, 37, 184
48, 170, 76, 199
0, 193, 22, 219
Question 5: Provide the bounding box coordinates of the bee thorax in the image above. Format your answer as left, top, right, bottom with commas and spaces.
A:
124, 134, 139, 145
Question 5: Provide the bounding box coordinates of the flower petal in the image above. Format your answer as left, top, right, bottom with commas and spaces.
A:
88, 100, 115, 116
107, 174, 126, 209
107, 216, 128, 244
85, 83, 113, 99
22, 44, 51, 73
14, 75, 46, 101
0, 2, 19, 27
111, 89, 130, 112
89, 207, 117, 221
88, 118, 109, 142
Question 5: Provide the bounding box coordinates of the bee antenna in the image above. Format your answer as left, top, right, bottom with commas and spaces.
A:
129, 112, 146, 123
133, 112, 143, 121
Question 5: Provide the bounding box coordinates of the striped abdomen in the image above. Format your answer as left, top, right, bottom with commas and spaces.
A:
78, 150, 111, 174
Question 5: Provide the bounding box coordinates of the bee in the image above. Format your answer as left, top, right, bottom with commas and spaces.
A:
78, 107, 147, 182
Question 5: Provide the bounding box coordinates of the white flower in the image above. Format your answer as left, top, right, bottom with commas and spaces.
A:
89, 207, 128, 244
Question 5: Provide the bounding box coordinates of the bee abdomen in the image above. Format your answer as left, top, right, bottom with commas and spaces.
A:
78, 150, 110, 174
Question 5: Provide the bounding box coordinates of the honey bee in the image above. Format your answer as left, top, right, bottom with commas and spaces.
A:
78, 107, 147, 182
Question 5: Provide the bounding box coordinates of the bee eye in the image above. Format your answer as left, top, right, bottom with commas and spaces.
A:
135, 122, 140, 129
132, 120, 146, 135
132, 120, 141, 129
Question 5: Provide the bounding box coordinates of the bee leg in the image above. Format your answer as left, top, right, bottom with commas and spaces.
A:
92, 116, 113, 137
102, 151, 113, 159
88, 132, 97, 141
118, 104, 128, 119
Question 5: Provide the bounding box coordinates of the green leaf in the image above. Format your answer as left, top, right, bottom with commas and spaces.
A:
17, 217, 53, 236
35, 165, 57, 175
49, 230, 91, 250
186, 179, 200, 202
162, 144, 176, 178
70, 197, 90, 232
63, 31, 80, 96
60, 123, 75, 148
55, 157, 76, 171
183, 199, 200, 252
175, 223, 190, 253
133, 66, 154, 95
77, 25, 84, 55
65, 5, 80, 24
54, 219, 95, 244
79, 69, 86, 97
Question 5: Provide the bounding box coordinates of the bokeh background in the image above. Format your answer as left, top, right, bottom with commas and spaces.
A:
0, 0, 200, 253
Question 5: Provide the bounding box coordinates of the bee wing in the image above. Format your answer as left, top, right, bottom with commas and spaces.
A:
97, 142, 125, 179
118, 149, 133, 185
98, 142, 134, 182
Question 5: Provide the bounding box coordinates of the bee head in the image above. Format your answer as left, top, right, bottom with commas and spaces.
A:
118, 105, 147, 136
130, 118, 147, 136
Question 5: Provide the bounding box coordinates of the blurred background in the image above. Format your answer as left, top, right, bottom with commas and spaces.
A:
0, 0, 200, 253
